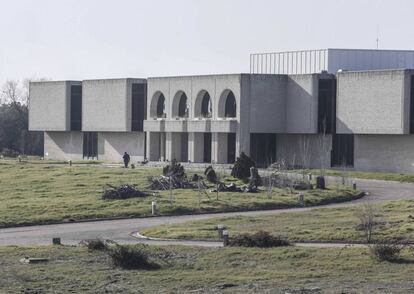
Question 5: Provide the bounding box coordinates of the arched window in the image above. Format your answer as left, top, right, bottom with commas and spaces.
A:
201, 92, 212, 118
224, 91, 236, 117
156, 94, 166, 118
218, 90, 237, 118
178, 93, 188, 117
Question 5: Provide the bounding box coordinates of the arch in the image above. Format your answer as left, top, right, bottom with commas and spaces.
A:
150, 91, 166, 118
218, 89, 237, 118
194, 90, 212, 118
172, 91, 189, 118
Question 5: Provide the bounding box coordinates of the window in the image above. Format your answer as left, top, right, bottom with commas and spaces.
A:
156, 94, 166, 118
410, 76, 414, 134
83, 132, 98, 159
318, 79, 336, 134
201, 92, 212, 118
224, 91, 236, 118
131, 83, 146, 131
70, 85, 82, 131
178, 93, 188, 117
331, 134, 354, 167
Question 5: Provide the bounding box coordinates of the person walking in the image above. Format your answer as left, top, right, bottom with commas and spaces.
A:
123, 152, 130, 168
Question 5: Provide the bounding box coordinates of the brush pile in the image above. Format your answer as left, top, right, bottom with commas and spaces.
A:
102, 184, 148, 200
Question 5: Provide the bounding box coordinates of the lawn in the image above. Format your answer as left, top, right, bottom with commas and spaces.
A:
142, 200, 414, 244
1, 244, 414, 293
0, 160, 361, 227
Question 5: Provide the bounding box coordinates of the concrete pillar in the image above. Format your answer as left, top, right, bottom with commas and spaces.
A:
147, 132, 159, 161
212, 133, 228, 164
160, 132, 166, 161
165, 132, 172, 161
189, 132, 204, 163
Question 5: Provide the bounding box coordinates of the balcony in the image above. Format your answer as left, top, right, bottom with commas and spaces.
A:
143, 118, 238, 133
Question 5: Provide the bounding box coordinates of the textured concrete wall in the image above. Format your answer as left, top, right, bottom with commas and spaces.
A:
44, 131, 83, 160
285, 75, 319, 133
29, 81, 80, 131
337, 70, 412, 134
98, 132, 145, 162
276, 134, 332, 169
82, 79, 146, 132
354, 135, 414, 173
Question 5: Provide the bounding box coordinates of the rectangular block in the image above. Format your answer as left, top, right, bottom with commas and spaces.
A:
29, 81, 80, 131
82, 78, 146, 132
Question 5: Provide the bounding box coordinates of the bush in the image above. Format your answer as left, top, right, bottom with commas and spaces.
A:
1, 148, 19, 158
108, 245, 158, 270
229, 231, 291, 248
369, 242, 404, 262
204, 166, 218, 183
231, 152, 256, 180
82, 239, 108, 251
163, 159, 186, 179
249, 166, 262, 187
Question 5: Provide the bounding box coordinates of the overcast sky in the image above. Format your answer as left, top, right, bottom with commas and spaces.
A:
1, 0, 414, 86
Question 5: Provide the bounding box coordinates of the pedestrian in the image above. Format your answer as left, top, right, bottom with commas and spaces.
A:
123, 152, 130, 168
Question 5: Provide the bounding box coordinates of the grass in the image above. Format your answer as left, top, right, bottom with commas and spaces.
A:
297, 168, 414, 183
1, 244, 414, 293
142, 200, 414, 244
0, 160, 361, 227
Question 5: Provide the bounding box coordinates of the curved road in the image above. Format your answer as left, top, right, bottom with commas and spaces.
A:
0, 178, 413, 246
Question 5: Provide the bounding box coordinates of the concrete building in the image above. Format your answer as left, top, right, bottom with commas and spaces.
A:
29, 49, 414, 173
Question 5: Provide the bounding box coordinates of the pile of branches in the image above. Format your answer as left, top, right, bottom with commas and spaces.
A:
213, 182, 258, 193
102, 184, 149, 200
149, 175, 195, 190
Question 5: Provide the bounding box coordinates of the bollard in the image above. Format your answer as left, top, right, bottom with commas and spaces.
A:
151, 201, 157, 215
217, 224, 225, 239
222, 230, 229, 247
299, 193, 305, 206
308, 173, 312, 182
352, 181, 357, 190
52, 237, 61, 245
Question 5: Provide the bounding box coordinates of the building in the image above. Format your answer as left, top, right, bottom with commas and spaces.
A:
29, 49, 414, 173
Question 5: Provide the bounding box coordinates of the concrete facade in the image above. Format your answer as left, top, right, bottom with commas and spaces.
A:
28, 48, 414, 173
29, 81, 81, 131
337, 69, 413, 134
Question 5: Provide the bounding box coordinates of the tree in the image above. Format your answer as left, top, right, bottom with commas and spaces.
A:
231, 152, 256, 180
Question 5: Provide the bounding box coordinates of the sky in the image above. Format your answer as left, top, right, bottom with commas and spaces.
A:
1, 0, 414, 86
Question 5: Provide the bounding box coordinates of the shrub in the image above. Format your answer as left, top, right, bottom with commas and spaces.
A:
229, 231, 291, 248
163, 159, 186, 179
108, 245, 159, 270
204, 166, 218, 183
249, 166, 262, 187
1, 148, 19, 158
369, 242, 404, 262
231, 152, 256, 180
82, 239, 108, 251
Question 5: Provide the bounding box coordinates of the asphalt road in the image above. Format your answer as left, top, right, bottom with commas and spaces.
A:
0, 177, 413, 247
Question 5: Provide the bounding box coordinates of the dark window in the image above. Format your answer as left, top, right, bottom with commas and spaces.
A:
178, 93, 188, 117
203, 133, 212, 163
224, 92, 236, 118
227, 133, 236, 164
83, 132, 98, 159
201, 93, 212, 118
331, 134, 354, 167
250, 133, 276, 168
131, 83, 146, 131
318, 79, 336, 134
410, 76, 414, 134
70, 85, 82, 131
156, 94, 166, 118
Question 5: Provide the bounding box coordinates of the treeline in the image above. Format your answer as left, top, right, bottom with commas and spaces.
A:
0, 80, 43, 157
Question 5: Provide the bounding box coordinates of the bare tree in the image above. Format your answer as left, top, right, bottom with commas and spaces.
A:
1, 80, 21, 104
354, 202, 378, 244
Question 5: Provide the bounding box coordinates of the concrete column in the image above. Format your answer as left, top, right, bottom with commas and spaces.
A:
165, 132, 172, 161
147, 132, 162, 161
189, 132, 204, 163
160, 132, 166, 161
212, 132, 228, 164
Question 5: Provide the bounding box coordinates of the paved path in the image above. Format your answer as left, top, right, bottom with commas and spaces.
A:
0, 178, 413, 247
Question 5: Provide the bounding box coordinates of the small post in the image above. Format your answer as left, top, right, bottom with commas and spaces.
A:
308, 173, 312, 182
217, 224, 225, 239
352, 181, 357, 190
68, 159, 72, 166
151, 201, 157, 215
52, 237, 61, 245
299, 193, 305, 206
222, 230, 229, 247
18, 155, 21, 163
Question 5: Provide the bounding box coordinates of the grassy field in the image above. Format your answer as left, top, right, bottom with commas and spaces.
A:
142, 200, 414, 243
1, 244, 414, 293
0, 160, 361, 227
